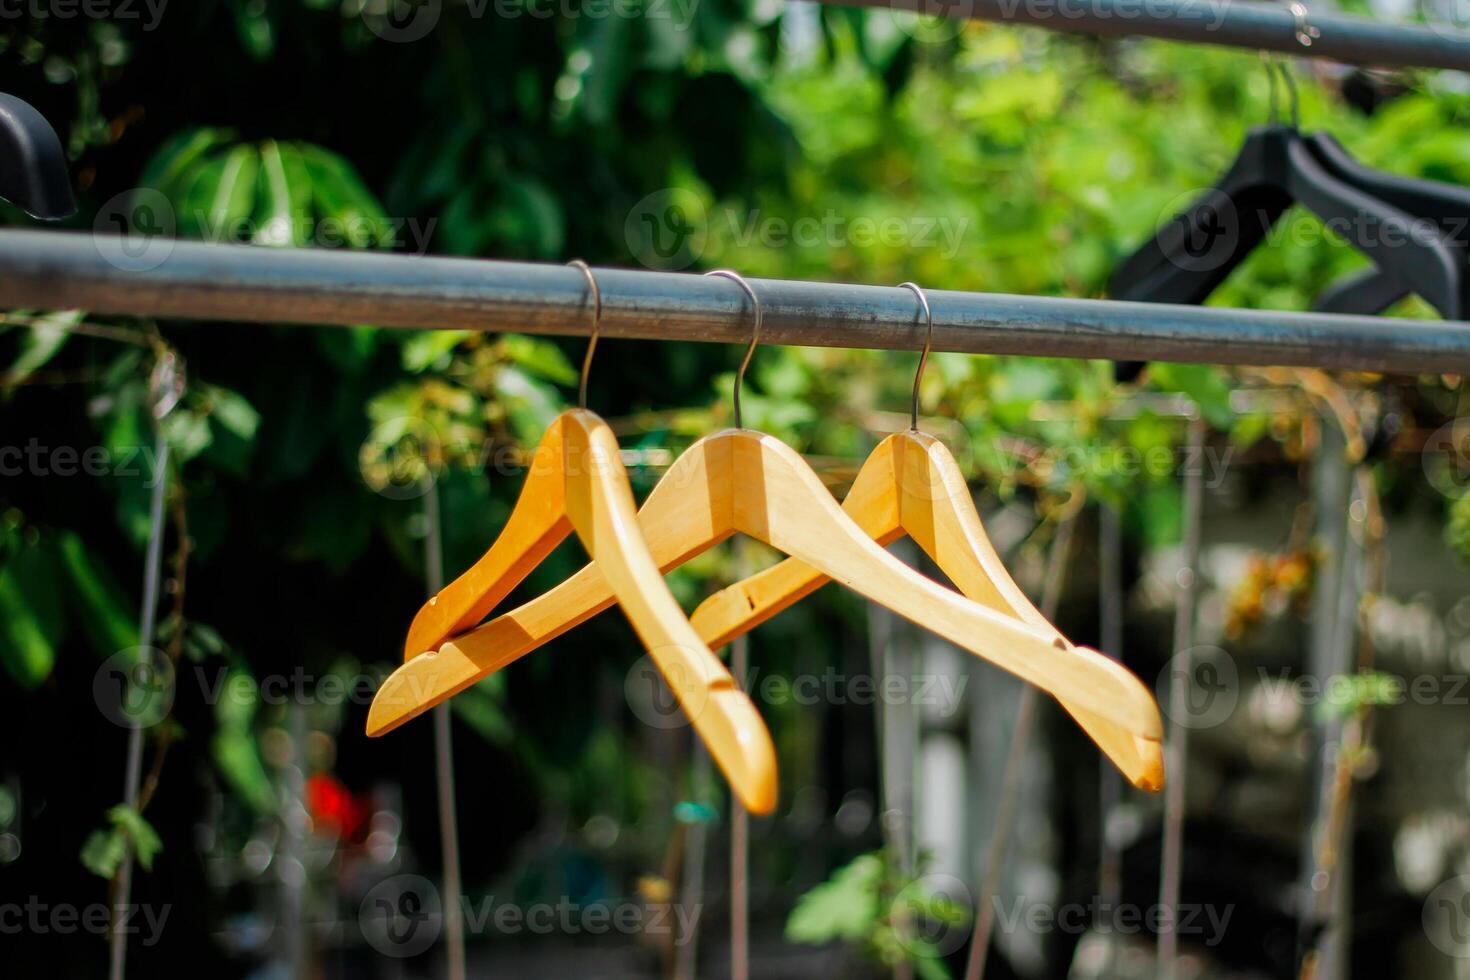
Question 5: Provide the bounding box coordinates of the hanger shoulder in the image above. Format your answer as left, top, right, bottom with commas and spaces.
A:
1283, 135, 1463, 319
688, 437, 904, 649
728, 430, 1163, 740
691, 431, 1163, 788
1308, 132, 1470, 229
402, 414, 574, 659
370, 436, 741, 737
558, 411, 776, 815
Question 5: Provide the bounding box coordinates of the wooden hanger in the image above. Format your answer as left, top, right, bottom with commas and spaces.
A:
371, 272, 1163, 763
374, 262, 777, 816
688, 285, 1162, 790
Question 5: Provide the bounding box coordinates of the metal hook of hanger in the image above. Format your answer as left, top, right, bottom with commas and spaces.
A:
897, 281, 933, 432
567, 259, 602, 411
704, 269, 763, 430
1260, 51, 1280, 126
1283, 59, 1301, 129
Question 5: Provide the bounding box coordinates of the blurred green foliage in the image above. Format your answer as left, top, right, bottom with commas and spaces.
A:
0, 2, 1467, 972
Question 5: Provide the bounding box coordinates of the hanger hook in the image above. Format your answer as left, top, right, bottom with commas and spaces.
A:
897, 282, 933, 432
704, 269, 762, 429
1281, 55, 1301, 128
567, 259, 601, 411
1260, 51, 1280, 126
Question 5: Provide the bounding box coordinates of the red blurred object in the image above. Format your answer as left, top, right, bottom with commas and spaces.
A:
307, 773, 369, 842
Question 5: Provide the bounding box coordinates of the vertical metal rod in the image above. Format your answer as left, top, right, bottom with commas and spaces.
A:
875, 541, 918, 980
1157, 415, 1208, 979
281, 704, 308, 977
1296, 422, 1358, 980
1097, 503, 1125, 923
963, 512, 1077, 980
108, 422, 171, 980
425, 483, 467, 980
730, 536, 751, 980
674, 740, 711, 980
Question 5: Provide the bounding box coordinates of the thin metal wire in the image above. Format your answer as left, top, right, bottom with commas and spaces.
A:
568, 259, 602, 410
963, 511, 1079, 980
425, 482, 467, 980
1280, 55, 1302, 128
109, 352, 181, 980
898, 282, 933, 432
730, 536, 752, 980
1262, 51, 1280, 126
704, 270, 762, 429
1157, 415, 1207, 980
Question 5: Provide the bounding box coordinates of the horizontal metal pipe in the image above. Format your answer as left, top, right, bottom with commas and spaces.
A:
820, 0, 1470, 71
1, 231, 1468, 373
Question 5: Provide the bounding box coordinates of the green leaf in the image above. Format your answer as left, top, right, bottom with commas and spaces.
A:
297, 144, 389, 247
4, 310, 81, 389
106, 804, 163, 870
449, 678, 515, 746
402, 330, 470, 373
138, 128, 237, 200
200, 384, 260, 475
786, 852, 884, 944
0, 538, 65, 688
178, 144, 260, 242
253, 139, 311, 246
502, 334, 578, 386
57, 531, 140, 657
493, 364, 563, 444
79, 828, 127, 879
1148, 363, 1233, 431
212, 728, 276, 814
161, 409, 213, 462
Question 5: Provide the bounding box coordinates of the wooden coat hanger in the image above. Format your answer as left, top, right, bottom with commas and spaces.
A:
374, 262, 777, 816
688, 283, 1163, 791
371, 271, 1163, 762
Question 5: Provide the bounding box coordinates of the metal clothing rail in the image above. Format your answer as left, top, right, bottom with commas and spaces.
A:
2, 230, 1470, 374
823, 0, 1470, 72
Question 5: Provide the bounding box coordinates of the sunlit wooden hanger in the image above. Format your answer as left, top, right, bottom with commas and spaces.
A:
371, 270, 1163, 759
373, 261, 778, 815
687, 283, 1163, 791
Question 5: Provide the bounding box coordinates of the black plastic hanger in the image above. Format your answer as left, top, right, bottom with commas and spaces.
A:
1111, 124, 1466, 318
0, 93, 75, 220
1307, 132, 1470, 315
